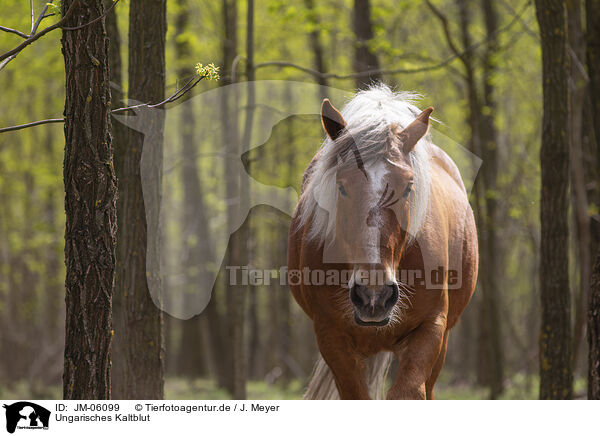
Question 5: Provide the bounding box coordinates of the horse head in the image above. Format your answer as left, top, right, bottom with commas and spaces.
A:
311, 97, 433, 326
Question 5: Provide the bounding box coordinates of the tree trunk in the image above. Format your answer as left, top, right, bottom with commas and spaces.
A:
586, 0, 600, 400
303, 0, 328, 96
226, 0, 255, 399
479, 0, 504, 399
589, 249, 600, 398
535, 0, 573, 399
587, 0, 600, 147
454, 0, 493, 391
352, 0, 381, 89
112, 0, 166, 399
567, 0, 590, 374
221, 0, 239, 395
61, 0, 117, 399
173, 0, 209, 379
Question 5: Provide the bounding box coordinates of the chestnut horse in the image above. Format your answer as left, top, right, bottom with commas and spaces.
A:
288, 85, 478, 399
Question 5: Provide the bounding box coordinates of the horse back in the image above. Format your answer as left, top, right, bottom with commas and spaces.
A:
427, 144, 478, 328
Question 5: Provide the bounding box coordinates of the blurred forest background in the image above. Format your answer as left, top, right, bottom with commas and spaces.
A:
0, 0, 599, 400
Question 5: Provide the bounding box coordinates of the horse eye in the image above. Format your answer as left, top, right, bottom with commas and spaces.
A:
338, 183, 348, 197
403, 182, 413, 198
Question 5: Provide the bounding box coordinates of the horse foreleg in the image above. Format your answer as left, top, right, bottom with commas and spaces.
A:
387, 317, 446, 399
425, 329, 449, 399
315, 323, 370, 399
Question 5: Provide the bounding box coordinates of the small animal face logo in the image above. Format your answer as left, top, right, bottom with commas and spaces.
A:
2, 402, 50, 434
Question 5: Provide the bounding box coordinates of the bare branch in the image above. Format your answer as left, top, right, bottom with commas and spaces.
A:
425, 0, 532, 74
254, 59, 458, 79
0, 74, 208, 135
254, 2, 529, 81
424, 0, 468, 68
0, 26, 29, 39
0, 118, 64, 134
0, 0, 80, 68
0, 0, 119, 73
0, 0, 530, 134
32, 2, 53, 35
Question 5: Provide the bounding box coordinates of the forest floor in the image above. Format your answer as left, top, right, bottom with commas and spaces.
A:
1, 373, 588, 400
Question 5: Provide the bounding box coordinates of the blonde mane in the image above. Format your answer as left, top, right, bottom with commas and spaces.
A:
298, 84, 432, 245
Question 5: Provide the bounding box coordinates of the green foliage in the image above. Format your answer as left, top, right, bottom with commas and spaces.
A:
195, 62, 220, 80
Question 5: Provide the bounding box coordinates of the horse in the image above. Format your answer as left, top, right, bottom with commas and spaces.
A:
288, 85, 478, 399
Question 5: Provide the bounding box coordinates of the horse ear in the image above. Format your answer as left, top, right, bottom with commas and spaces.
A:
397, 107, 434, 153
321, 98, 347, 140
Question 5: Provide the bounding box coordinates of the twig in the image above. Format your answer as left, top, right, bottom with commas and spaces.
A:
30, 0, 35, 34
254, 59, 458, 79
0, 118, 64, 134
0, 75, 208, 134
32, 1, 54, 35
254, 2, 529, 81
0, 0, 120, 72
0, 0, 80, 67
111, 75, 201, 114
424, 0, 468, 68
0, 0, 53, 40
424, 0, 532, 73
0, 26, 29, 39
497, 0, 539, 41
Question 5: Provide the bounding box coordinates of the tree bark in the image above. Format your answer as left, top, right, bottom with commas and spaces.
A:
586, 0, 600, 400
589, 249, 600, 398
112, 0, 166, 399
61, 0, 117, 400
535, 0, 573, 399
352, 0, 380, 89
587, 0, 600, 147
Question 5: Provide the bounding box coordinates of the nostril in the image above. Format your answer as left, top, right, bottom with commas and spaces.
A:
350, 285, 364, 307
383, 283, 399, 310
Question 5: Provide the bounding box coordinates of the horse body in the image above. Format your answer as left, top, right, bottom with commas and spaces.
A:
288, 85, 478, 399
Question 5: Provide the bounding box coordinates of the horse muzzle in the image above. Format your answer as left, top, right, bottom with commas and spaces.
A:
350, 283, 399, 326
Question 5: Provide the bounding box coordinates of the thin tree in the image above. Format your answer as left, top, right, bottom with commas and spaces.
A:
425, 0, 505, 397
221, 0, 240, 396
535, 0, 573, 399
479, 0, 504, 399
112, 0, 167, 399
303, 0, 329, 97
567, 0, 591, 372
230, 0, 255, 400
174, 0, 212, 378
352, 0, 381, 89
61, 0, 117, 399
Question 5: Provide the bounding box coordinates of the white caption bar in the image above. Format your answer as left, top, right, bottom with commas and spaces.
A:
0, 399, 595, 436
